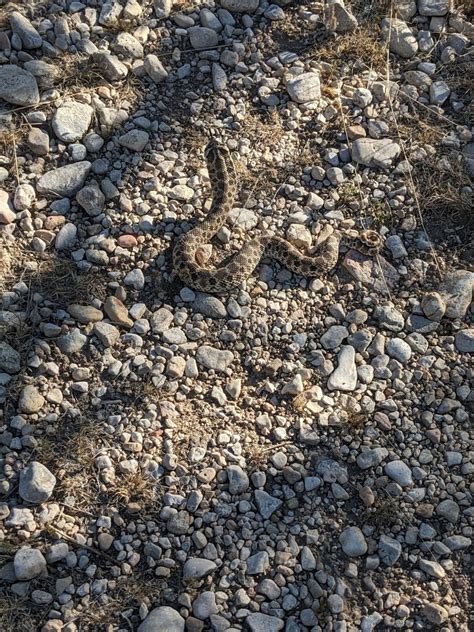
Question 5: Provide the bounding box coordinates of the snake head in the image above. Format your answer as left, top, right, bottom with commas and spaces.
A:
358, 230, 383, 256
204, 139, 229, 161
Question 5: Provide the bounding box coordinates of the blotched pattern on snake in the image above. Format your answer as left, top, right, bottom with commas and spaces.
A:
172, 142, 383, 293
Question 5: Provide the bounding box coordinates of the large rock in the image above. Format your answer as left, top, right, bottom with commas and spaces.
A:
327, 346, 357, 391
92, 52, 128, 81
286, 72, 321, 104
0, 341, 21, 373
246, 613, 285, 631
144, 55, 168, 83
196, 345, 233, 371
37, 162, 91, 197
10, 11, 42, 49
18, 385, 45, 414
418, 0, 449, 16
0, 65, 39, 106
13, 548, 47, 580
19, 462, 56, 504
138, 606, 184, 632
52, 101, 94, 143
381, 18, 418, 58
351, 138, 401, 168
220, 0, 259, 13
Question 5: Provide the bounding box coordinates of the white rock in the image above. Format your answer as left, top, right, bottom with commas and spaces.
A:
14, 548, 47, 580
119, 130, 149, 152
52, 101, 94, 143
327, 346, 357, 391
287, 72, 321, 104
0, 65, 39, 106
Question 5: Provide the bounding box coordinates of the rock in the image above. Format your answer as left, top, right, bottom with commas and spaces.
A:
455, 329, 474, 353
0, 190, 15, 224
421, 292, 446, 321
328, 594, 345, 614
144, 55, 168, 83
14, 184, 35, 211
212, 63, 227, 92
99, 1, 123, 26
154, 0, 172, 18
0, 342, 21, 373
138, 606, 184, 632
356, 448, 388, 470
351, 138, 401, 168
67, 304, 103, 324
320, 325, 349, 350
150, 308, 174, 333
327, 346, 357, 391
254, 489, 282, 519
220, 0, 259, 12
10, 12, 42, 49
92, 322, 119, 348
119, 130, 149, 152
104, 297, 133, 328
343, 251, 400, 293
386, 338, 412, 363
0, 65, 39, 106
188, 26, 219, 49
378, 534, 402, 565
37, 162, 91, 197
92, 52, 128, 81
385, 235, 408, 258
57, 328, 87, 354
381, 18, 418, 58
52, 102, 93, 143
438, 270, 473, 319
113, 32, 144, 58
324, 2, 358, 32
422, 603, 449, 625
286, 72, 321, 104
192, 591, 217, 620
13, 548, 47, 580
374, 305, 404, 331
76, 184, 105, 217
340, 526, 367, 556
18, 385, 45, 414
183, 558, 217, 580
419, 558, 446, 578
436, 499, 459, 523
430, 80, 450, 105
193, 293, 227, 319
55, 223, 77, 250
19, 462, 56, 504
227, 465, 249, 494
27, 127, 49, 156
361, 612, 383, 632
418, 0, 449, 16
384, 460, 413, 486
246, 613, 284, 632
196, 345, 233, 371
247, 551, 269, 575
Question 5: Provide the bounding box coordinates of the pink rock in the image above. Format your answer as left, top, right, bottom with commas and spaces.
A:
117, 234, 138, 248
343, 250, 399, 293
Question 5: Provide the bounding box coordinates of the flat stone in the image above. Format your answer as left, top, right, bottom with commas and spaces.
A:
436, 499, 460, 523
422, 603, 449, 625
55, 223, 77, 250
378, 534, 402, 565
19, 462, 56, 504
92, 52, 128, 81
419, 558, 446, 578
144, 54, 168, 83
340, 526, 367, 556
188, 26, 219, 49
455, 329, 474, 353
37, 162, 91, 197
286, 72, 321, 104
351, 138, 401, 168
254, 489, 282, 519
418, 0, 449, 16
220, 0, 259, 12
67, 304, 103, 324
192, 591, 217, 620
0, 65, 39, 106
0, 342, 21, 373
10, 12, 42, 48
246, 613, 284, 632
386, 338, 412, 363
150, 308, 174, 333
196, 345, 233, 371
104, 297, 133, 327
227, 465, 249, 494
52, 102, 94, 143
384, 460, 413, 486
113, 32, 144, 58
138, 607, 184, 632
327, 346, 357, 391
14, 548, 47, 580
320, 325, 349, 350
183, 558, 217, 580
356, 448, 388, 470
324, 2, 358, 32
438, 270, 473, 319
343, 251, 399, 293
381, 18, 418, 58
193, 293, 227, 319
18, 385, 45, 414
247, 551, 269, 575
76, 185, 105, 217
119, 130, 149, 152
56, 328, 87, 354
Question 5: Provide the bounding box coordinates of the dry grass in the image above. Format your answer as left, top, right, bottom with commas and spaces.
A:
0, 594, 43, 632
35, 411, 106, 512
110, 470, 158, 511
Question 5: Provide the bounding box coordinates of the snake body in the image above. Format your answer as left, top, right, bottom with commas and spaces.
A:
172, 142, 382, 293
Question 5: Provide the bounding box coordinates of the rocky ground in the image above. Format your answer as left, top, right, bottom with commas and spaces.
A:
0, 0, 473, 631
